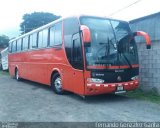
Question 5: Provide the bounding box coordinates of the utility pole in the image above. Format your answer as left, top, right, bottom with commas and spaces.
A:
23, 25, 25, 34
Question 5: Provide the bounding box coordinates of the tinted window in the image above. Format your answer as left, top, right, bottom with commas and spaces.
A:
64, 18, 80, 65
12, 41, 17, 53
23, 36, 29, 50
38, 31, 43, 48
72, 38, 82, 62
30, 33, 37, 49
38, 29, 48, 48
43, 29, 48, 47
72, 34, 83, 69
17, 39, 22, 52
49, 22, 62, 46
55, 22, 62, 45
9, 42, 12, 53
49, 26, 55, 46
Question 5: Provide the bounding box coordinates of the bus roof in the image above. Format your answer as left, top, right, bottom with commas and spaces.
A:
9, 17, 64, 43
1, 47, 8, 54
9, 15, 128, 43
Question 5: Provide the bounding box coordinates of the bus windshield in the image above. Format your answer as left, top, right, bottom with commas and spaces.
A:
80, 16, 138, 69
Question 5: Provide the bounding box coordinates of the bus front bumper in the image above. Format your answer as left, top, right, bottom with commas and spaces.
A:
85, 80, 139, 95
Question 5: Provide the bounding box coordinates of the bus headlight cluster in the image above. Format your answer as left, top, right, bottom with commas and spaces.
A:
131, 75, 139, 80
87, 78, 104, 83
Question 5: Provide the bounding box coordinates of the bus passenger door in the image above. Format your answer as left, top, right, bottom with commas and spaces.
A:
70, 33, 85, 95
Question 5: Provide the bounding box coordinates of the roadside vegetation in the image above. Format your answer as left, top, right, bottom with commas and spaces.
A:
124, 88, 160, 104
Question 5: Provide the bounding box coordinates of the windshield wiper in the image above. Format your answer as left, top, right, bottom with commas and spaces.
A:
117, 34, 134, 69
122, 53, 132, 69
98, 38, 117, 57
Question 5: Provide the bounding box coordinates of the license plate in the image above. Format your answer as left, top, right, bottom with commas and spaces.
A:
117, 85, 124, 91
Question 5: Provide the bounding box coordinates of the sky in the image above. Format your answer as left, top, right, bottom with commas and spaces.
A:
0, 0, 160, 38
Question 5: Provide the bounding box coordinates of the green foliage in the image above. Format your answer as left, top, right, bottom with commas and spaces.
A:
20, 12, 61, 34
124, 88, 160, 104
0, 35, 9, 48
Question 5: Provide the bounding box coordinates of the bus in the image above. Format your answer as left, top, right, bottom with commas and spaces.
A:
8, 15, 151, 96
1, 47, 8, 71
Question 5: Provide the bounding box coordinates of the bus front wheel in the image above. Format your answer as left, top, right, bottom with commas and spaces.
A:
51, 73, 64, 94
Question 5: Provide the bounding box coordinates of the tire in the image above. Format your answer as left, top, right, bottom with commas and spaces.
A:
51, 73, 64, 94
15, 69, 21, 81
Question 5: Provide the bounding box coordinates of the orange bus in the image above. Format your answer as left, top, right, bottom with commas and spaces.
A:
8, 15, 151, 96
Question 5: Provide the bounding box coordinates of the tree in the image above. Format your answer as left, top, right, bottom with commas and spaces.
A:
20, 12, 61, 34
0, 35, 9, 48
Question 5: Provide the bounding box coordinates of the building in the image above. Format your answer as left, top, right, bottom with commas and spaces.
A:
130, 12, 160, 95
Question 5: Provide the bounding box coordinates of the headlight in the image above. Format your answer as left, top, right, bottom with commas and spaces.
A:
131, 76, 139, 80
87, 78, 104, 83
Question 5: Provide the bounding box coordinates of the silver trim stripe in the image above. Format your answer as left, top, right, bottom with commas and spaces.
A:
104, 84, 109, 87
87, 81, 138, 87
87, 84, 92, 87
96, 84, 101, 87
112, 84, 116, 87
135, 81, 138, 84
124, 83, 128, 86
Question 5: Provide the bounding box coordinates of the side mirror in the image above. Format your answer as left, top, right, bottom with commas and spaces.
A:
133, 31, 151, 49
80, 25, 91, 43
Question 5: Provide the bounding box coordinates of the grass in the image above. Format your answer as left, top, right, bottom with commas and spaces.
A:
123, 88, 160, 104
0, 70, 9, 75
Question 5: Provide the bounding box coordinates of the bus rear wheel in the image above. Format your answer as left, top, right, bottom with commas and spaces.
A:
51, 73, 64, 94
15, 69, 21, 81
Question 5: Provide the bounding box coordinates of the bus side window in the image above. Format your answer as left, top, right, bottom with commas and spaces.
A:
21, 38, 23, 50
38, 31, 43, 48
17, 39, 22, 52
49, 26, 55, 47
9, 42, 12, 53
12, 41, 17, 53
64, 18, 80, 65
54, 22, 62, 46
38, 29, 48, 48
42, 29, 48, 47
23, 36, 29, 51
30, 33, 38, 49
49, 22, 62, 47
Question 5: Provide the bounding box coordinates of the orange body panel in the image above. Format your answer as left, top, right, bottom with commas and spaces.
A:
8, 46, 85, 95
